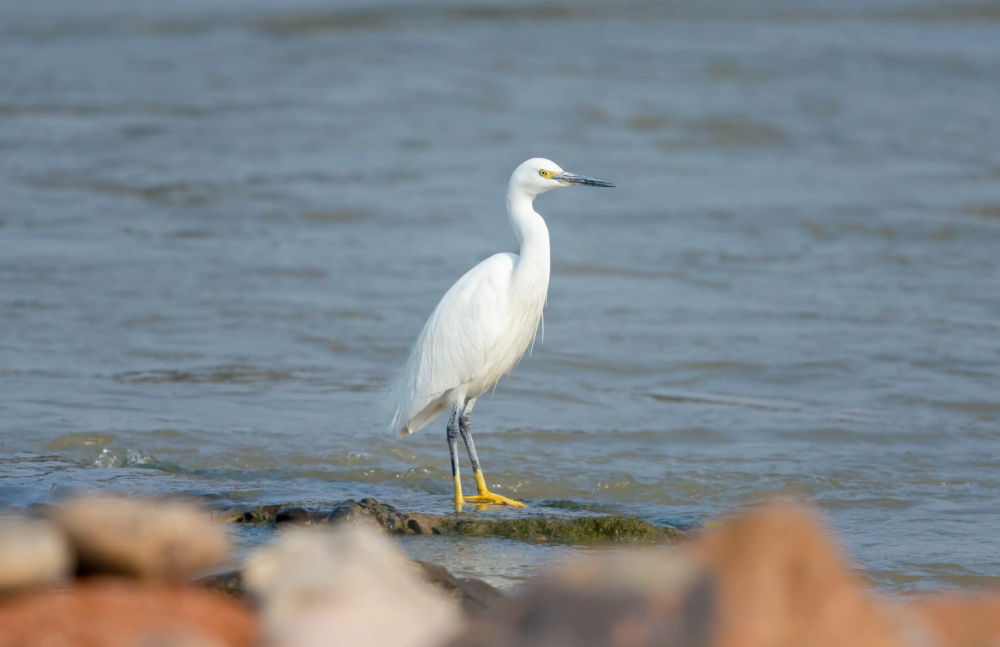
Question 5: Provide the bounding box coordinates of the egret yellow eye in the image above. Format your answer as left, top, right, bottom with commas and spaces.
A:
539, 169, 551, 178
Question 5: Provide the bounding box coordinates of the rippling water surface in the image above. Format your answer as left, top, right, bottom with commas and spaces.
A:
2, 0, 1000, 591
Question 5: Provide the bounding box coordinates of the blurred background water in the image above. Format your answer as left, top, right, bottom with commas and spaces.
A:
2, 0, 999, 591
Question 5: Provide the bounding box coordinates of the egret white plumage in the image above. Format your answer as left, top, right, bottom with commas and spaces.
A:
386, 158, 615, 511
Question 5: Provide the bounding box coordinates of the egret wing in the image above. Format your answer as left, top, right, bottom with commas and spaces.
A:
386, 253, 515, 435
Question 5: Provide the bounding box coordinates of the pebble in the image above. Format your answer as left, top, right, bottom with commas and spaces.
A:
0, 517, 74, 592
49, 495, 229, 579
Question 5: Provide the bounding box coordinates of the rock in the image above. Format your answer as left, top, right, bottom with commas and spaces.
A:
228, 497, 679, 544
243, 525, 461, 647
450, 502, 905, 647
691, 502, 900, 647
900, 596, 1000, 647
325, 498, 439, 534
274, 507, 312, 526
0, 517, 74, 592
49, 495, 230, 579
413, 561, 504, 613
436, 514, 678, 543
0, 579, 256, 647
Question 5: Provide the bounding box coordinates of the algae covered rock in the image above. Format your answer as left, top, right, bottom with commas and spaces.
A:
226, 497, 678, 545
435, 514, 679, 544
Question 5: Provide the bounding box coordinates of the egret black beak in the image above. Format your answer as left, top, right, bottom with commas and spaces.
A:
553, 172, 616, 188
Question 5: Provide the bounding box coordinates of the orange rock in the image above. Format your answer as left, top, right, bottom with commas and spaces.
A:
901, 596, 1000, 647
692, 502, 901, 647
0, 579, 257, 647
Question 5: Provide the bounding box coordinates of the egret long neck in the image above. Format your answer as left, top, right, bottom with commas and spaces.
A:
506, 190, 550, 277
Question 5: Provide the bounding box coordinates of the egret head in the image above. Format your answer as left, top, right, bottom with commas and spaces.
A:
509, 158, 616, 198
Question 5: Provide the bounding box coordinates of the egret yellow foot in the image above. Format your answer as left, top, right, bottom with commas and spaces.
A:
461, 470, 526, 507
463, 491, 526, 507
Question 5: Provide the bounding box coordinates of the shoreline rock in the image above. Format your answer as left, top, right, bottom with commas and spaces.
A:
223, 497, 681, 544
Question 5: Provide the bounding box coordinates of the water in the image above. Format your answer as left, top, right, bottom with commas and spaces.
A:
2, 0, 1000, 591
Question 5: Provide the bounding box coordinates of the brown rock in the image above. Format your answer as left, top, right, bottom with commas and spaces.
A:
0, 517, 74, 592
50, 495, 229, 579
900, 596, 1000, 647
325, 498, 419, 534
0, 578, 256, 647
451, 501, 905, 647
692, 502, 900, 647
413, 561, 505, 612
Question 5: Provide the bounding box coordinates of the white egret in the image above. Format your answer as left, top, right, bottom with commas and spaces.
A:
385, 158, 615, 511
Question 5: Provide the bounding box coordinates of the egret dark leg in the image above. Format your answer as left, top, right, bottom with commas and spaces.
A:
459, 398, 526, 508
459, 399, 482, 476
447, 406, 463, 512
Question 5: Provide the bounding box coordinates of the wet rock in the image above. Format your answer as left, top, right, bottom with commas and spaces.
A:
244, 525, 461, 647
50, 495, 229, 579
414, 561, 504, 613
325, 497, 437, 534
230, 503, 304, 525
0, 517, 74, 592
229, 497, 678, 544
274, 507, 312, 526
436, 514, 678, 543
0, 579, 256, 647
